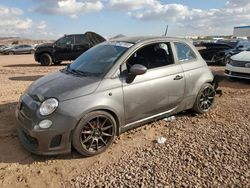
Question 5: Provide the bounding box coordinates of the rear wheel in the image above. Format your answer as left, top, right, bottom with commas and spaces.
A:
192, 83, 215, 114
40, 53, 52, 66
30, 50, 35, 54
8, 51, 14, 55
72, 111, 117, 156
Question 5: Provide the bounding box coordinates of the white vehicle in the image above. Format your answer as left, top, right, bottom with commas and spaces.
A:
225, 48, 250, 79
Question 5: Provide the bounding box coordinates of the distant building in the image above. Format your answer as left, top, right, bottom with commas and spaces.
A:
233, 26, 250, 38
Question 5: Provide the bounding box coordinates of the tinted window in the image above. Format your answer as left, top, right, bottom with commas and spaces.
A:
174, 42, 196, 62
56, 36, 74, 46
75, 35, 88, 44
127, 42, 174, 70
68, 43, 129, 77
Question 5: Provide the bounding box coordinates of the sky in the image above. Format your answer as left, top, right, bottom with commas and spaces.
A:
0, 0, 250, 39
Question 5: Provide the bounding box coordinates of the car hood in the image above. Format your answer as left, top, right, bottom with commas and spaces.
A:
200, 42, 233, 49
27, 70, 102, 101
37, 43, 53, 48
231, 51, 250, 61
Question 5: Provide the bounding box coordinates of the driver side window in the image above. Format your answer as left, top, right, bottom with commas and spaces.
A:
126, 42, 174, 71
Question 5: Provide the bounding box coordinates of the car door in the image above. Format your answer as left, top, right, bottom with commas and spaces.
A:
173, 41, 205, 99
14, 45, 22, 54
122, 42, 185, 125
54, 35, 74, 61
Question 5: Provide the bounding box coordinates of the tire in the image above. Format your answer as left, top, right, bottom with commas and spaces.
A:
72, 111, 117, 156
192, 83, 215, 114
53, 61, 62, 65
30, 50, 35, 54
40, 53, 52, 66
223, 54, 232, 66
8, 51, 14, 55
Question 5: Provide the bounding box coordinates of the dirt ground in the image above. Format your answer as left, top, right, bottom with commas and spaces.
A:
0, 54, 249, 188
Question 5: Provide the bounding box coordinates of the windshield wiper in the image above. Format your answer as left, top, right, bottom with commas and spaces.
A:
66, 65, 99, 77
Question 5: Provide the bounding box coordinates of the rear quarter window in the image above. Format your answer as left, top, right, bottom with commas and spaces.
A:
174, 42, 197, 62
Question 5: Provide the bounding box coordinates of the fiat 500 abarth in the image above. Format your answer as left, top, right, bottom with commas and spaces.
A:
16, 36, 215, 156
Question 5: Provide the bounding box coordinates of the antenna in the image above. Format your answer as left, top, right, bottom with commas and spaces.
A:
164, 25, 168, 36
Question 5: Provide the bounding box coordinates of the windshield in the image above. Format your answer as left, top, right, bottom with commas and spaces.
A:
68, 42, 132, 77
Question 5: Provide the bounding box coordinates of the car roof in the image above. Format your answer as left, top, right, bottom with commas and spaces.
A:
109, 36, 186, 44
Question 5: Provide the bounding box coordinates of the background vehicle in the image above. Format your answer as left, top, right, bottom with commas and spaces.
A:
2, 44, 35, 55
0, 45, 7, 54
198, 39, 250, 65
16, 36, 215, 156
225, 48, 250, 79
34, 31, 106, 66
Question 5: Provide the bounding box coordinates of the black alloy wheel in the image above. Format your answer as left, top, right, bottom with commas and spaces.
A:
193, 83, 215, 114
73, 111, 117, 156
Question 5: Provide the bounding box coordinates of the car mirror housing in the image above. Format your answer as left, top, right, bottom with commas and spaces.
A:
130, 64, 147, 76
126, 64, 147, 83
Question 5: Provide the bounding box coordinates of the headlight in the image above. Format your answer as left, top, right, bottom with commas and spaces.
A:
229, 59, 233, 65
39, 98, 58, 116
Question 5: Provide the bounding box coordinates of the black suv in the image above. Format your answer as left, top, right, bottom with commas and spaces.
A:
34, 32, 105, 66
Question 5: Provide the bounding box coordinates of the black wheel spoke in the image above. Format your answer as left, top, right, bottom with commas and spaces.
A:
99, 137, 107, 146
88, 138, 94, 150
102, 132, 112, 137
82, 135, 92, 143
100, 118, 108, 128
82, 130, 92, 135
87, 122, 95, 130
102, 125, 113, 131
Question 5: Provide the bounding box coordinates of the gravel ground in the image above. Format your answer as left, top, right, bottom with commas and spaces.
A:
69, 92, 250, 187
0, 54, 249, 188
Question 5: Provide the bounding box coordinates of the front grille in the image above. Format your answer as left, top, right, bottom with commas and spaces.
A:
230, 71, 250, 78
231, 60, 249, 67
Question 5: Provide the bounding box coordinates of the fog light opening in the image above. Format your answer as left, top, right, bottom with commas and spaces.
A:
39, 120, 52, 129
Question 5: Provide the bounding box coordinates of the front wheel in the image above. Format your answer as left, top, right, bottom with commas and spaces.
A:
8, 51, 14, 55
192, 83, 215, 114
40, 53, 52, 66
72, 111, 117, 156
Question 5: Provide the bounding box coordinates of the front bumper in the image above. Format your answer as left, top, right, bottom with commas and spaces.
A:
15, 94, 77, 155
225, 64, 250, 79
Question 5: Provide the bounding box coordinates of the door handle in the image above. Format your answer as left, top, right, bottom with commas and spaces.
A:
173, 75, 183, 80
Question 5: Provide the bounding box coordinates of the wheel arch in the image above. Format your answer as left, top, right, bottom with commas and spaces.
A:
37, 51, 53, 62
75, 107, 122, 136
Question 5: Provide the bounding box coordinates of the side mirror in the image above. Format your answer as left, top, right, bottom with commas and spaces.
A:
126, 64, 147, 83
130, 64, 147, 75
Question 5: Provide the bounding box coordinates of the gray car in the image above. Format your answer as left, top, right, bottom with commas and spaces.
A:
2, 44, 35, 55
16, 36, 215, 156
